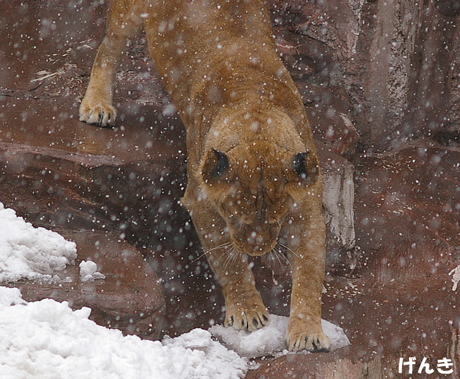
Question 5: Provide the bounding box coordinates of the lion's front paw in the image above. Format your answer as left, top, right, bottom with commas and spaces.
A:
286, 317, 331, 352
79, 100, 117, 127
224, 295, 269, 332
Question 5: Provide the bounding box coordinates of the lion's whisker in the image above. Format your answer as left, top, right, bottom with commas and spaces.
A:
192, 251, 208, 262
276, 244, 294, 269
222, 248, 233, 269
273, 249, 285, 268
206, 241, 233, 253
193, 241, 233, 263
277, 241, 299, 259
267, 245, 291, 271
223, 247, 241, 270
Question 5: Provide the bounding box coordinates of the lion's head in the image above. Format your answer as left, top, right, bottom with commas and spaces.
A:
200, 138, 320, 256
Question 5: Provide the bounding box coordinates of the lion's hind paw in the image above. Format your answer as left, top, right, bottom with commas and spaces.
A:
79, 102, 117, 127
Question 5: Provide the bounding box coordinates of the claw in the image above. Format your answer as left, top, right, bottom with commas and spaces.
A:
79, 101, 117, 127
224, 300, 269, 332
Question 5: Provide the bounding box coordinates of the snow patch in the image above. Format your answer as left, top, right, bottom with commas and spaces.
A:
210, 314, 350, 358
449, 264, 460, 291
0, 286, 247, 379
0, 202, 76, 282
79, 261, 105, 282
0, 286, 25, 307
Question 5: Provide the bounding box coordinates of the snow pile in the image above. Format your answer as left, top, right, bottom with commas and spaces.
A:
0, 203, 76, 282
0, 286, 247, 379
0, 287, 25, 307
210, 314, 350, 358
79, 260, 105, 282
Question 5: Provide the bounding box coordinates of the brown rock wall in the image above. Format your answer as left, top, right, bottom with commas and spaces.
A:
268, 0, 460, 152
354, 140, 460, 280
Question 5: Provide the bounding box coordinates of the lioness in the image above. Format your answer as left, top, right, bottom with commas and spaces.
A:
79, 0, 331, 352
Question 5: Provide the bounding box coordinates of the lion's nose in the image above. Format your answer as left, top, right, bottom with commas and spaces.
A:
245, 224, 280, 255
247, 231, 265, 246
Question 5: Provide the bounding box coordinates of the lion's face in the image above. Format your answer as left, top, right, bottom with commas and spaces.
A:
200, 142, 320, 256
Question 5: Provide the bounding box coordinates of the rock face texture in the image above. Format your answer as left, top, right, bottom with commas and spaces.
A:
355, 142, 460, 281
269, 0, 460, 152
1, 0, 459, 378
318, 143, 357, 274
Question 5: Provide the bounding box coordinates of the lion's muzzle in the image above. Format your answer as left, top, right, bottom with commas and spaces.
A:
231, 222, 280, 256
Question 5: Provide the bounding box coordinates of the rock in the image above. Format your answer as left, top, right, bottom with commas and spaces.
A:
317, 142, 357, 274
245, 348, 383, 379
246, 274, 459, 378
308, 109, 360, 158
0, 95, 185, 339
354, 140, 460, 281
3, 230, 165, 340
267, 0, 460, 152
271, 13, 360, 157
0, 95, 188, 246
435, 0, 460, 17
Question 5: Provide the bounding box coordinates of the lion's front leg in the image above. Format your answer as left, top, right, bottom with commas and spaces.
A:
185, 199, 269, 332
202, 230, 269, 332
218, 254, 270, 332
285, 211, 331, 352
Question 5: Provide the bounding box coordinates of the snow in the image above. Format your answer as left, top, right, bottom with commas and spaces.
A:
210, 314, 350, 358
0, 201, 350, 378
0, 287, 349, 378
449, 264, 460, 291
0, 287, 247, 379
79, 260, 106, 282
0, 203, 76, 282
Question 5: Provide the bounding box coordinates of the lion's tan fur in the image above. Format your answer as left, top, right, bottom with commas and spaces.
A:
79, 0, 330, 352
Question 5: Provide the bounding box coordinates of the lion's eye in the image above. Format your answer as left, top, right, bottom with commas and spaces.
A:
293, 152, 309, 180
202, 148, 229, 183
211, 149, 229, 177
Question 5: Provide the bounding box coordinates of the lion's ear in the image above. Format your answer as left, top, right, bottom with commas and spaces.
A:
292, 151, 319, 184
201, 148, 230, 184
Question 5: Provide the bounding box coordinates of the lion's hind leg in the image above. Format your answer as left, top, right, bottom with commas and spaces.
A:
79, 0, 145, 126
